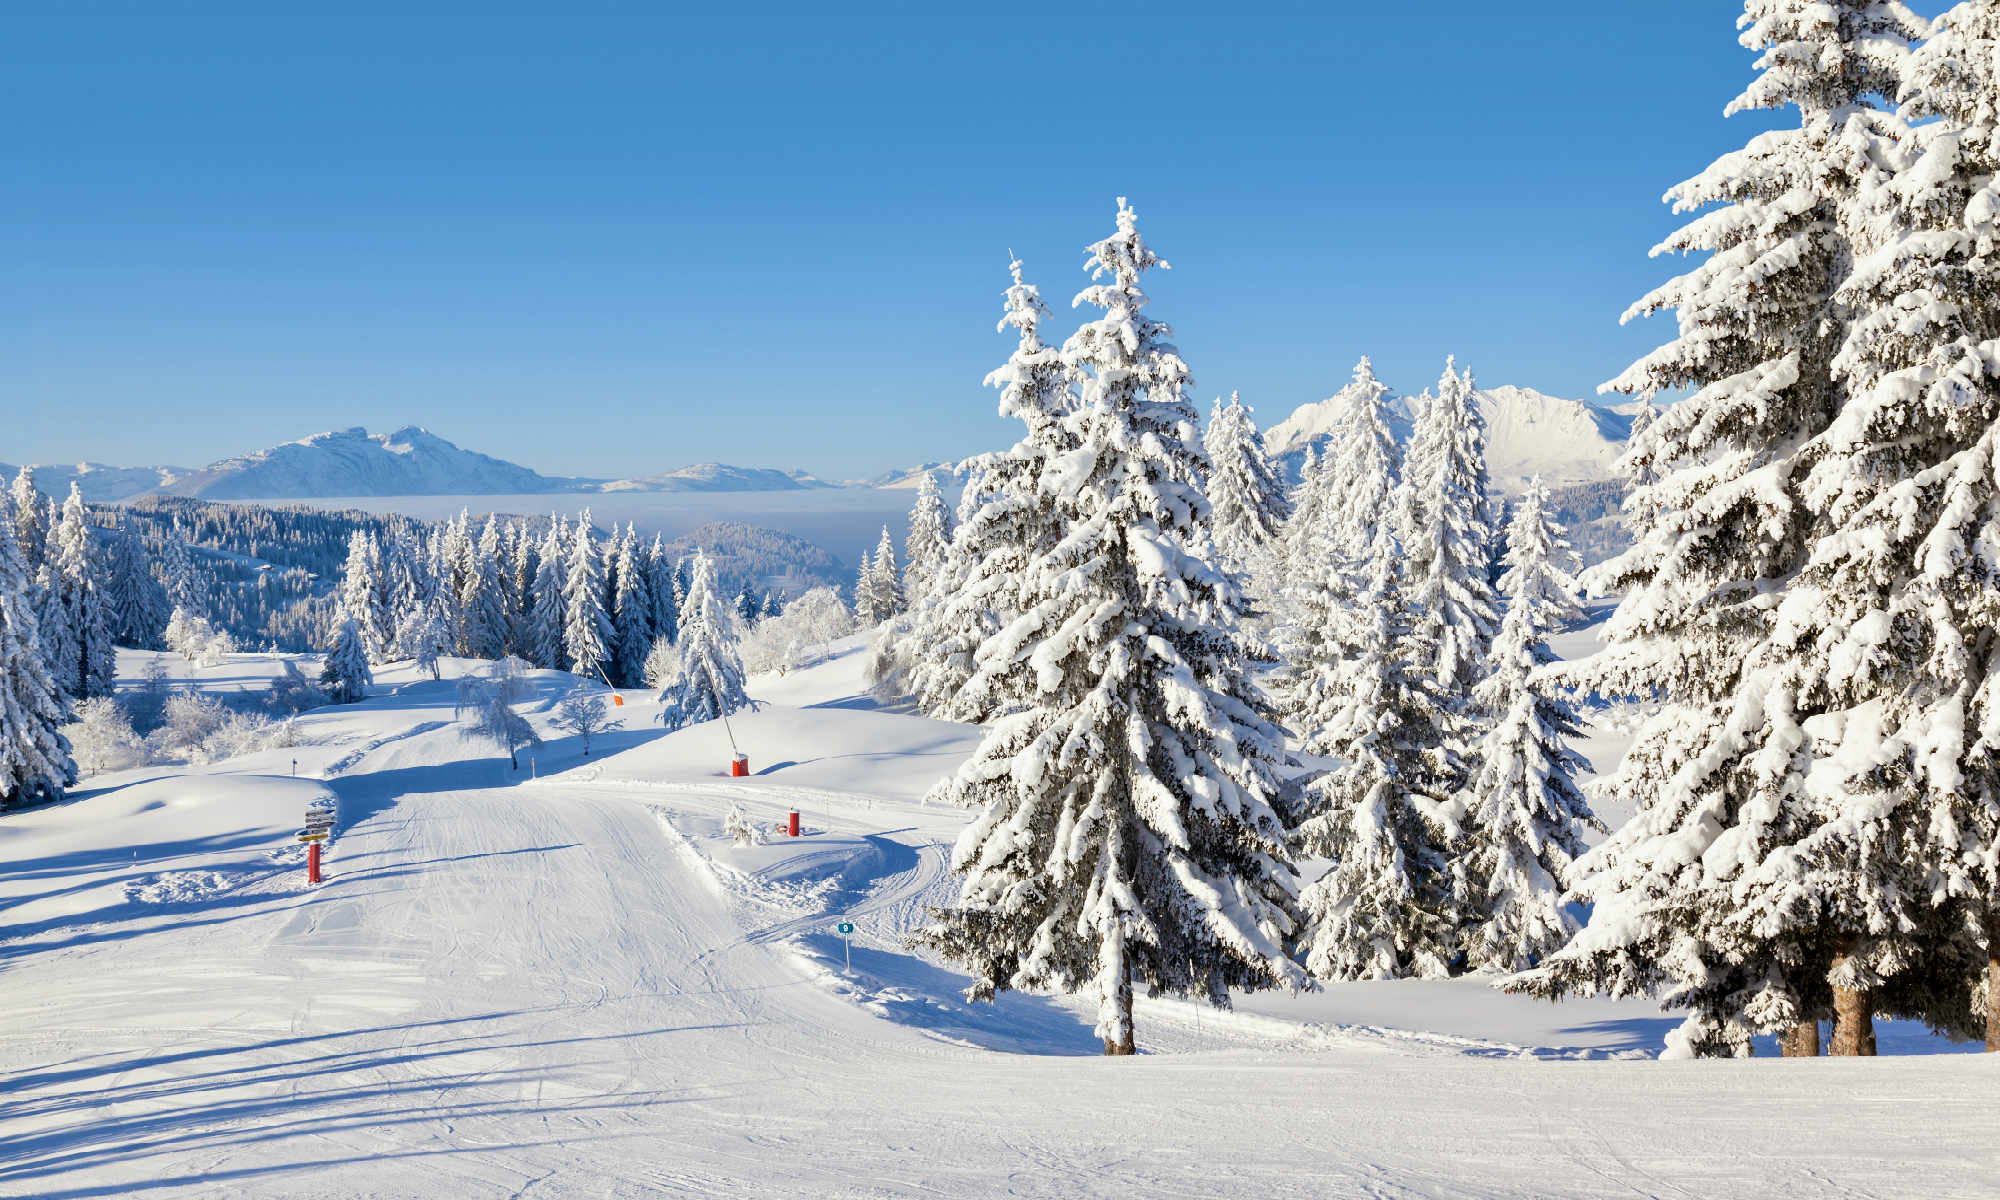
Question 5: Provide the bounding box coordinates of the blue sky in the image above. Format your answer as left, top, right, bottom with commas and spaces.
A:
3, 2, 1942, 480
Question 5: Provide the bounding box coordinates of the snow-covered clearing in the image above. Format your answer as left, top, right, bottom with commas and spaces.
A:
0, 644, 1990, 1197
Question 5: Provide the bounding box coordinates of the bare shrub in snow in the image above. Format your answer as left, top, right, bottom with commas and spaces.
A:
67, 697, 146, 775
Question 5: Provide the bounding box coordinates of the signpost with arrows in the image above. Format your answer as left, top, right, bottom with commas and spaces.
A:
298, 796, 338, 885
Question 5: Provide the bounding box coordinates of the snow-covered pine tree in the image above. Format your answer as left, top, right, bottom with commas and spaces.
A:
1397, 357, 1500, 699
1510, 0, 1936, 1058
456, 515, 508, 660
51, 483, 115, 698
9, 467, 47, 572
1273, 357, 1402, 754
915, 199, 1307, 1055
862, 526, 903, 622
901, 257, 1078, 722
0, 504, 77, 809
1459, 479, 1603, 973
562, 513, 612, 684
35, 564, 79, 702
1620, 398, 1664, 540
505, 521, 537, 657
338, 531, 390, 663
611, 528, 653, 688
657, 549, 754, 731
157, 530, 207, 619
645, 534, 678, 646
902, 471, 952, 607
734, 579, 761, 628
1203, 391, 1290, 587
319, 613, 373, 704
850, 548, 873, 621
1294, 524, 1464, 981
396, 594, 454, 682
528, 517, 569, 671
107, 526, 166, 650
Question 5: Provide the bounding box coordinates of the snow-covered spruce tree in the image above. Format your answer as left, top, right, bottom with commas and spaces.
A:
1294, 524, 1463, 980
35, 564, 79, 702
1496, 477, 1589, 634
51, 484, 115, 699
1204, 391, 1290, 587
528, 518, 569, 671
1510, 0, 1935, 1059
107, 527, 166, 650
850, 548, 873, 621
1396, 357, 1500, 699
396, 594, 454, 682
1620, 398, 1665, 541
611, 528, 654, 689
1273, 357, 1402, 754
563, 514, 612, 684
9, 467, 47, 572
903, 256, 1077, 721
1459, 480, 1603, 973
657, 550, 755, 732
337, 531, 390, 663
644, 534, 679, 646
914, 199, 1307, 1055
902, 471, 952, 607
319, 614, 373, 704
456, 515, 508, 661
0, 505, 77, 809
157, 530, 207, 619
859, 526, 904, 623
734, 579, 761, 628
1785, 0, 2000, 1048
458, 658, 540, 769
505, 521, 538, 658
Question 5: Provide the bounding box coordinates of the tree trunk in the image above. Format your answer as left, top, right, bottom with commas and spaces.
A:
1829, 945, 1876, 1057
1987, 911, 1999, 1054
1780, 1020, 1820, 1058
1103, 957, 1136, 1057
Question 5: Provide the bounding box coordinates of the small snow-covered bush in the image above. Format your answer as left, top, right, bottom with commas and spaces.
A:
265, 659, 328, 716
723, 803, 764, 847
146, 690, 276, 764
642, 635, 681, 690
742, 586, 851, 676
165, 607, 237, 668
67, 697, 147, 775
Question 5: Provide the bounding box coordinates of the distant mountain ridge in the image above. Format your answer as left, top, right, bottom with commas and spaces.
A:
1263, 383, 1636, 493
7, 427, 886, 503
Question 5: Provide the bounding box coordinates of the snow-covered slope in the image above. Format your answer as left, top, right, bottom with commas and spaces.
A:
0, 460, 193, 503
1266, 383, 1633, 492
862, 462, 968, 490
156, 425, 578, 499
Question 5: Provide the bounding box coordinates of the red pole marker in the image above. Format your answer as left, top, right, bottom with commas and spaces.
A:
307, 841, 322, 885
731, 754, 750, 778
788, 811, 800, 838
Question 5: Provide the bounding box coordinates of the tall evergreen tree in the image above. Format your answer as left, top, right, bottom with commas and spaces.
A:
644, 534, 679, 646
657, 550, 754, 731
1275, 357, 1403, 754
52, 484, 115, 698
0, 505, 76, 809
1397, 357, 1500, 698
563, 514, 612, 683
902, 471, 952, 607
1511, 0, 1934, 1058
903, 256, 1078, 722
1459, 480, 1602, 973
611, 528, 654, 688
1294, 524, 1463, 981
916, 200, 1306, 1055
9, 467, 48, 572
528, 518, 569, 671
320, 613, 373, 705
1203, 391, 1290, 583
338, 531, 390, 663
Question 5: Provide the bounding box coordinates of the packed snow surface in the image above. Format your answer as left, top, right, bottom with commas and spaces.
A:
0, 644, 1989, 1197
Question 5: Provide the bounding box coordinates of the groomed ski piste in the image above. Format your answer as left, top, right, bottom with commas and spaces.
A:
2, 633, 1992, 1198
